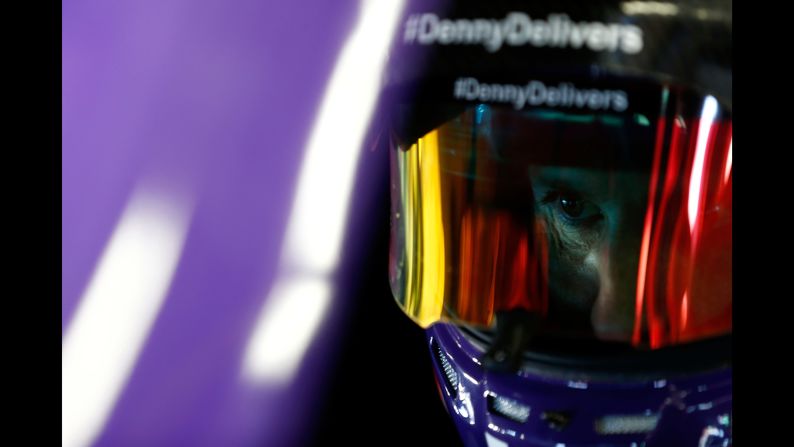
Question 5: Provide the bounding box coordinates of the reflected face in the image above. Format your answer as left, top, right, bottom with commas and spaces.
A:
530, 166, 649, 341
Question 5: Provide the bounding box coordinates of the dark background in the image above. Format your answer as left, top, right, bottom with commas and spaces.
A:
304, 156, 463, 445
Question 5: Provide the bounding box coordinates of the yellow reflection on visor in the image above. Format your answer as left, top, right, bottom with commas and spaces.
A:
399, 130, 446, 327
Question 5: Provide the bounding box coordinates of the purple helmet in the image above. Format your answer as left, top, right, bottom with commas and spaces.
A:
376, 0, 732, 445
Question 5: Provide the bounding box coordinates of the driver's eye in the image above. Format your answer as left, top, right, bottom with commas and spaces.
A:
541, 190, 603, 226
559, 195, 584, 218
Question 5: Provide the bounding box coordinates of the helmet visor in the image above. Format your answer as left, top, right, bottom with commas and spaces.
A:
389, 85, 732, 349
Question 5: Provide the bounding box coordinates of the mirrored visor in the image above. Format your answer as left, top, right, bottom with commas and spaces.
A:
389, 89, 732, 350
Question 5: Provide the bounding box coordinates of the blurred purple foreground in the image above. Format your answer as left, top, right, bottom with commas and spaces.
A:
62, 1, 402, 445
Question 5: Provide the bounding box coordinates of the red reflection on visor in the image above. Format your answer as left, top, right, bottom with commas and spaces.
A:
640, 117, 732, 349
457, 208, 549, 326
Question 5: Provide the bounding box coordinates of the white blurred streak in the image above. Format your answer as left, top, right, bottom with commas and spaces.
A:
62, 187, 192, 447
243, 0, 405, 385
485, 432, 509, 447
724, 138, 732, 185
282, 0, 406, 273
621, 1, 679, 16
688, 96, 718, 233
243, 279, 331, 384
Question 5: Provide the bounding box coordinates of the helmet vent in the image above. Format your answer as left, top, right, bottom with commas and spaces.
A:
431, 339, 459, 397
594, 414, 659, 435
487, 394, 531, 424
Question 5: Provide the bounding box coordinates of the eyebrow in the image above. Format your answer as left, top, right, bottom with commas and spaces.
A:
531, 167, 607, 201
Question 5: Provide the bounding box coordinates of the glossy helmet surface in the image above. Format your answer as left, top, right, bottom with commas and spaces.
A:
378, 0, 732, 445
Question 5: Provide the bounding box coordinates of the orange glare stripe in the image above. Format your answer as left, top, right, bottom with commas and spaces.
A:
634, 209, 655, 345
458, 211, 474, 321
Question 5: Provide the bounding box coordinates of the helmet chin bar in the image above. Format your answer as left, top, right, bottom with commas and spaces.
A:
481, 309, 542, 373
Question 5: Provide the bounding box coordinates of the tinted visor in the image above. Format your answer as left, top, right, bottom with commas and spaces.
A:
389, 86, 732, 350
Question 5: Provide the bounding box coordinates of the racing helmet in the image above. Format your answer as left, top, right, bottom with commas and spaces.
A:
376, 0, 732, 445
